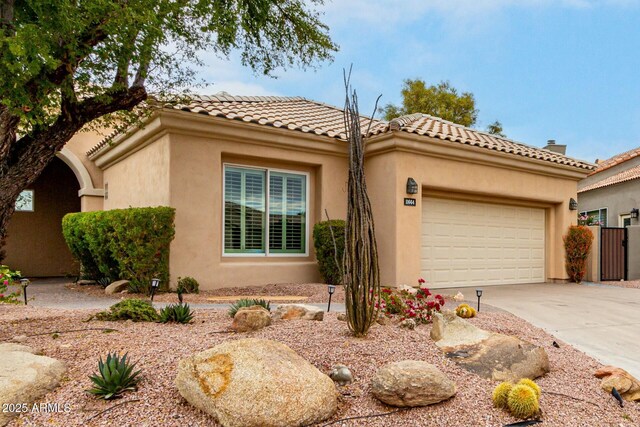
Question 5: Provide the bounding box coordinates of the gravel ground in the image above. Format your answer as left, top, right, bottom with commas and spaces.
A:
600, 280, 640, 290
66, 282, 347, 304
1, 305, 637, 427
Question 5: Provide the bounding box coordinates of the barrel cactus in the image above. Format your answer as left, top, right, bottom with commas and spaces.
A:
492, 381, 513, 408
517, 378, 541, 399
507, 384, 540, 419
455, 303, 476, 318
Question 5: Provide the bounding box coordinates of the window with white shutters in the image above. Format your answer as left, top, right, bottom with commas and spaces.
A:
224, 165, 307, 255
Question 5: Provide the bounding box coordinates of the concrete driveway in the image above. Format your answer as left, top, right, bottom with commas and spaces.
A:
444, 282, 640, 379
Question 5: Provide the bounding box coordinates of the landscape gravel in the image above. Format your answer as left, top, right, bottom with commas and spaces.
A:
601, 279, 640, 290
66, 282, 347, 304
1, 304, 638, 427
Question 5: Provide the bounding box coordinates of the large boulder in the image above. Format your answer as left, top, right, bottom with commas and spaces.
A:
230, 306, 271, 332
272, 304, 324, 321
175, 338, 337, 427
595, 366, 640, 401
371, 360, 456, 407
431, 311, 549, 381
105, 280, 129, 294
0, 344, 67, 426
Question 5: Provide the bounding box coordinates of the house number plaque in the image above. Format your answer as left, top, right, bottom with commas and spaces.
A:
404, 198, 416, 207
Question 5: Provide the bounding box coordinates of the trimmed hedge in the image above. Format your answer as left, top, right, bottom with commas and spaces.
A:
313, 220, 345, 285
62, 207, 175, 293
563, 225, 594, 283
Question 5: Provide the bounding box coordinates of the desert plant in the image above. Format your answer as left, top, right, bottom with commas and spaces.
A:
507, 383, 540, 419
456, 303, 476, 318
492, 381, 513, 408
313, 220, 345, 286
563, 225, 594, 283
95, 299, 159, 322
517, 378, 541, 399
176, 277, 199, 294
377, 281, 445, 323
228, 298, 271, 318
96, 277, 112, 288
87, 352, 141, 400
0, 264, 21, 304
159, 303, 194, 324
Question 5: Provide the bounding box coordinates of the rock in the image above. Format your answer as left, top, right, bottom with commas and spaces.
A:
120, 290, 128, 294
230, 306, 271, 333
0, 344, 67, 426
595, 366, 640, 401
77, 279, 96, 286
11, 335, 28, 343
453, 292, 464, 302
105, 280, 129, 295
336, 313, 347, 322
329, 364, 353, 386
430, 311, 490, 347
175, 338, 337, 427
273, 304, 324, 321
371, 360, 456, 407
432, 312, 549, 381
377, 315, 391, 326
399, 319, 416, 330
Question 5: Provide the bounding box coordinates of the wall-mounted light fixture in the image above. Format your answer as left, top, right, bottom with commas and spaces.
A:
406, 178, 418, 195
569, 198, 578, 211
631, 208, 639, 219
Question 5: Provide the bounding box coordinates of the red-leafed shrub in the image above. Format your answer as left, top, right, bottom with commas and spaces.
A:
563, 225, 594, 283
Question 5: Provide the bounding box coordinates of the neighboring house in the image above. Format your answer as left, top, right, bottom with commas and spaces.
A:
4, 94, 595, 289
578, 147, 640, 228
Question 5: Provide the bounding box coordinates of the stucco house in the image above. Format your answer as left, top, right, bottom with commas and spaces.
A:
578, 147, 640, 227
4, 94, 595, 289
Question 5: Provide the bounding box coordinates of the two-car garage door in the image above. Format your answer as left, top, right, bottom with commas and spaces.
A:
421, 197, 545, 288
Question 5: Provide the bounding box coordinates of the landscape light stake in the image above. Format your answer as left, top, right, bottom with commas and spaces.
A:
327, 284, 336, 312
476, 288, 483, 312
150, 278, 160, 302
20, 278, 29, 305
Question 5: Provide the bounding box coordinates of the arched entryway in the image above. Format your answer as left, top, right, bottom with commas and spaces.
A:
3, 157, 81, 276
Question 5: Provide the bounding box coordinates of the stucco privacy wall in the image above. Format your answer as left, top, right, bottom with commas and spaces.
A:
63, 129, 107, 212
365, 132, 583, 286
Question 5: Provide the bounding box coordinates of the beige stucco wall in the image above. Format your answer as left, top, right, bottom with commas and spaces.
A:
366, 133, 585, 286
102, 135, 171, 209
627, 226, 640, 280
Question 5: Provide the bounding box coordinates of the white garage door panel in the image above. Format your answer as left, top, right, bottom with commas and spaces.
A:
421, 198, 545, 288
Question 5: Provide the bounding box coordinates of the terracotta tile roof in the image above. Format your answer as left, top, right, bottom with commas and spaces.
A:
372, 113, 594, 170
87, 94, 594, 171
579, 163, 640, 192
589, 146, 640, 176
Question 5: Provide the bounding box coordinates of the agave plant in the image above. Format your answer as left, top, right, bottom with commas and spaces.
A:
228, 298, 271, 318
87, 352, 141, 400
159, 303, 194, 324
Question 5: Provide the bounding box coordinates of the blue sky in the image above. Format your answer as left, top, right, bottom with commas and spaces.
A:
196, 0, 640, 163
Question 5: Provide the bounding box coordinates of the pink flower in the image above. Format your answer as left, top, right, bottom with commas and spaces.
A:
0, 294, 4, 298
418, 278, 426, 284
3, 280, 7, 285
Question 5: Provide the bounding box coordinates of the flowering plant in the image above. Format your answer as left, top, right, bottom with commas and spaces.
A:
376, 278, 445, 324
0, 265, 22, 304
578, 214, 601, 226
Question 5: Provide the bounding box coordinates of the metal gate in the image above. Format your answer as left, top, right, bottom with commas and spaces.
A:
601, 227, 628, 281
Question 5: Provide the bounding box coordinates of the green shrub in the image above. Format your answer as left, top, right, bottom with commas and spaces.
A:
313, 220, 345, 285
87, 352, 141, 400
228, 298, 271, 318
62, 207, 175, 293
62, 214, 101, 279
177, 276, 199, 294
159, 303, 194, 324
95, 299, 159, 322
563, 225, 594, 283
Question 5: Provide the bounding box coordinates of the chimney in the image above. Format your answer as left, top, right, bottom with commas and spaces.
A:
543, 139, 567, 155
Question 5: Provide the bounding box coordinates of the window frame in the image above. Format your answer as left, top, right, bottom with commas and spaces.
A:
579, 207, 608, 226
222, 163, 310, 258
15, 189, 35, 212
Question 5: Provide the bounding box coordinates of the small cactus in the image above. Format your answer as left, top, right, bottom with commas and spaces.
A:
517, 378, 541, 399
507, 384, 540, 419
456, 303, 476, 318
492, 382, 513, 408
